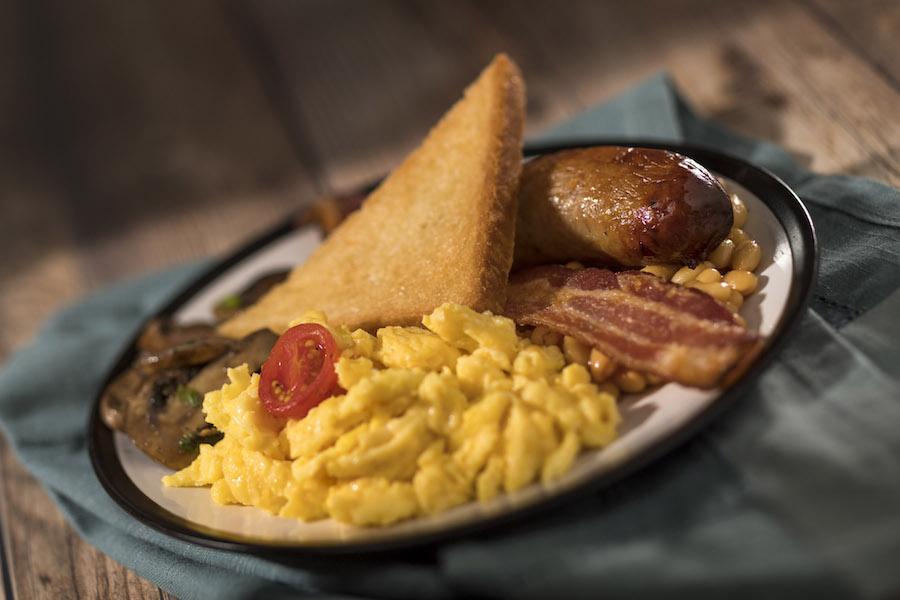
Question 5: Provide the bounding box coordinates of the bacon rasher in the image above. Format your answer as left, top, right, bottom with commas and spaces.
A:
504, 266, 759, 388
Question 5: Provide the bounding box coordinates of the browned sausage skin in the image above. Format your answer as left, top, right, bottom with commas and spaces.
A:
513, 146, 733, 269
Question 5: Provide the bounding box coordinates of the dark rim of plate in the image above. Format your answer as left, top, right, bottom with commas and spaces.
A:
88, 140, 818, 557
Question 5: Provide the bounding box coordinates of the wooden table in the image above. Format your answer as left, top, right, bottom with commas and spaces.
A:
1, 0, 897, 597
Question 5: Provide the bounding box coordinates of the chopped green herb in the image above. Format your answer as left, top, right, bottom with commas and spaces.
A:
179, 434, 199, 454
217, 294, 243, 310
179, 429, 223, 454
175, 384, 203, 408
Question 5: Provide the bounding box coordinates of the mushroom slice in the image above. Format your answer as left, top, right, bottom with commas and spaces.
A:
186, 329, 279, 395
121, 368, 210, 470
137, 336, 232, 375
137, 317, 223, 353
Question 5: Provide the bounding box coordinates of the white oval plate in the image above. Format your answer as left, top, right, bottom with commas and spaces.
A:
89, 142, 817, 554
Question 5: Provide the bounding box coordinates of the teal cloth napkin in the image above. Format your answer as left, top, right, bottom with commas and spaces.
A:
2, 75, 899, 600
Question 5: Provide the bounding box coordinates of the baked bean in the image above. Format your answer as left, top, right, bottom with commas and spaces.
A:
724, 269, 758, 295
588, 348, 617, 382
730, 227, 749, 246
689, 280, 733, 302
531, 325, 561, 347
671, 266, 697, 285
696, 267, 723, 283
641, 263, 680, 281
731, 194, 748, 229
726, 290, 744, 313
562, 335, 590, 365
671, 261, 713, 285
644, 372, 664, 386
613, 370, 647, 394
708, 239, 735, 270
733, 240, 761, 271
595, 381, 620, 400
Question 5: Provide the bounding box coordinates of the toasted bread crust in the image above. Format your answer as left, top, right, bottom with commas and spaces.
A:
219, 54, 526, 337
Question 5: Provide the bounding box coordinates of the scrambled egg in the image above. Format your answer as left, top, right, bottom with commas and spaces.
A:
163, 303, 620, 526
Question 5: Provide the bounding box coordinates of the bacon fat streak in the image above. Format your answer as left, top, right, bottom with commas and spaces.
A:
503, 266, 759, 388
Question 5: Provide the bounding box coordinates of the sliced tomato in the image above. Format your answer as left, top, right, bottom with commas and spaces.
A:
258, 323, 340, 419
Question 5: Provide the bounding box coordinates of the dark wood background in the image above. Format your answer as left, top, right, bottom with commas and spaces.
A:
1, 0, 898, 597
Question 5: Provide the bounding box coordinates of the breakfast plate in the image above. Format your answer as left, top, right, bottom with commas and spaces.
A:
88, 140, 817, 554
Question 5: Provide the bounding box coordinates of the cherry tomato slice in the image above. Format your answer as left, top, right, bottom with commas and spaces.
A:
258, 323, 340, 419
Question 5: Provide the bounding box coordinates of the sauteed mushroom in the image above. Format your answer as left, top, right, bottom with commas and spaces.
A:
99, 369, 142, 432
125, 368, 206, 469
100, 322, 278, 469
186, 329, 278, 394
137, 317, 222, 353
136, 336, 231, 375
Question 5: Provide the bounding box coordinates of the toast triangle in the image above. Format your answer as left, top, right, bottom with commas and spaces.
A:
219, 54, 526, 336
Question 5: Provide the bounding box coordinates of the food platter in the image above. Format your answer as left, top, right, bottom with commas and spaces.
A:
88, 140, 817, 555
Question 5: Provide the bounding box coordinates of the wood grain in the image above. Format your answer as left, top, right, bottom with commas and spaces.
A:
0, 0, 898, 597
0, 0, 306, 598
806, 0, 900, 90
0, 438, 174, 599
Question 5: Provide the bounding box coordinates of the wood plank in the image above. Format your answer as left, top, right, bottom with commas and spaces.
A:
0, 440, 177, 600
0, 0, 312, 598
241, 0, 493, 190
247, 0, 899, 192
12, 0, 317, 289
664, 0, 900, 186
0, 0, 88, 362
472, 0, 900, 185
805, 0, 900, 91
